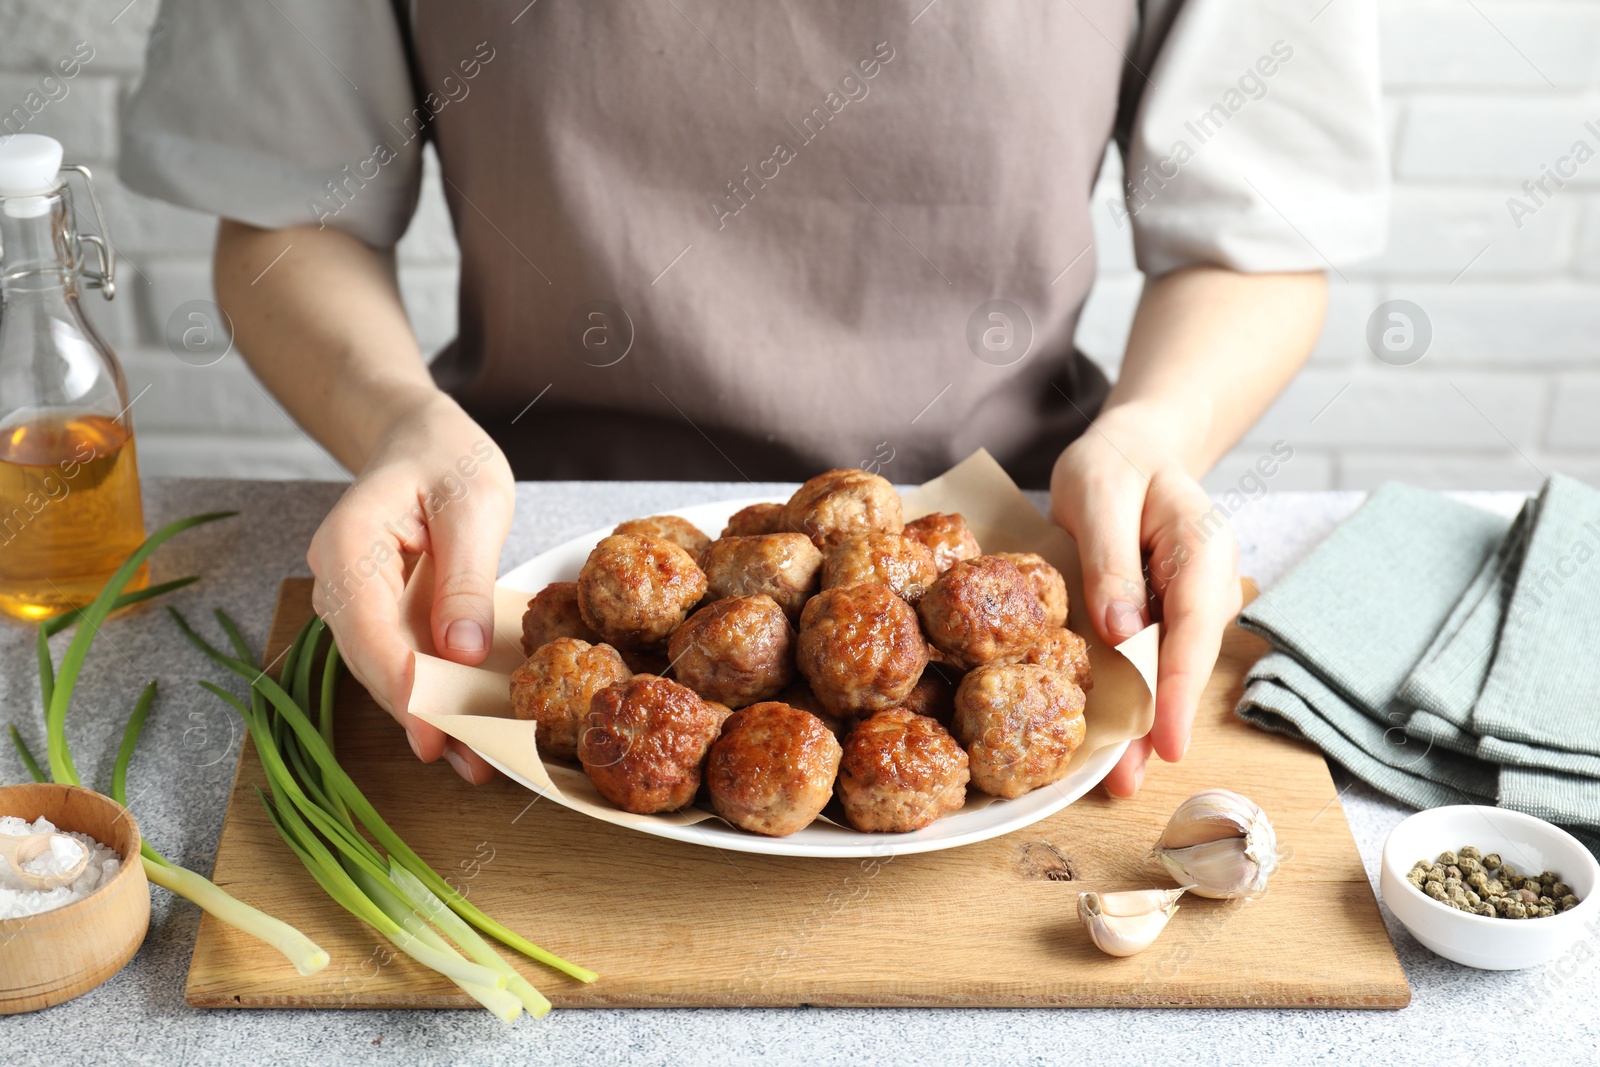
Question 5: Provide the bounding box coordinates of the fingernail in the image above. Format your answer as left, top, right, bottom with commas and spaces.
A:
1179, 732, 1191, 761
1132, 760, 1147, 791
445, 619, 487, 654
1105, 600, 1146, 641
406, 730, 424, 761
444, 749, 473, 782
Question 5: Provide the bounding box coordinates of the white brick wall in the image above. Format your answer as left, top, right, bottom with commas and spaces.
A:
2, 0, 1596, 491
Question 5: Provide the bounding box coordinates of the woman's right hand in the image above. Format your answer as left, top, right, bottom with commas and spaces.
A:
306, 391, 515, 784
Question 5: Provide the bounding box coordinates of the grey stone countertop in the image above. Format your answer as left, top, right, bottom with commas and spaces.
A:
2, 480, 1593, 1066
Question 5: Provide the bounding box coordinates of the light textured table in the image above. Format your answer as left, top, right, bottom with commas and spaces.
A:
2, 480, 1592, 1066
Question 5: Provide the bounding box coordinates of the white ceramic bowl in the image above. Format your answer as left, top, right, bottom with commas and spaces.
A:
1380, 805, 1600, 970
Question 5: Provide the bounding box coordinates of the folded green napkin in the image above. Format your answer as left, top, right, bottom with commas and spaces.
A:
1236, 477, 1600, 855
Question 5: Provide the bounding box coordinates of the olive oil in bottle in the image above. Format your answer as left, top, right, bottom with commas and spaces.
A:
0, 135, 146, 620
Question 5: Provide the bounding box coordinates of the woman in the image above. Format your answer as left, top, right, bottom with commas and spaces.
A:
122, 0, 1385, 792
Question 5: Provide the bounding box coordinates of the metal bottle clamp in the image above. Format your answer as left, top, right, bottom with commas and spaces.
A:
55, 163, 117, 301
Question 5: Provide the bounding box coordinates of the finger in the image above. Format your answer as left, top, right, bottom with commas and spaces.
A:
1148, 534, 1240, 764
427, 484, 513, 667
308, 508, 445, 761
1053, 464, 1151, 646
444, 738, 499, 785
1103, 734, 1153, 798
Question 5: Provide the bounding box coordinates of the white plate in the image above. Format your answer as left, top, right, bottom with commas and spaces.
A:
495, 497, 1128, 858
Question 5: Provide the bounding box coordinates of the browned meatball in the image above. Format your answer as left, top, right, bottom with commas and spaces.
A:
706, 702, 842, 836
952, 664, 1086, 799
775, 682, 848, 739
577, 533, 707, 650
837, 709, 969, 832
578, 675, 723, 814
784, 468, 904, 550
900, 663, 958, 726
613, 515, 711, 560
510, 638, 631, 760
822, 533, 938, 604
994, 551, 1069, 629
902, 512, 982, 573
720, 502, 787, 538
667, 595, 796, 708
700, 533, 822, 624
1022, 628, 1094, 692
796, 583, 928, 716
918, 555, 1047, 670
520, 582, 599, 656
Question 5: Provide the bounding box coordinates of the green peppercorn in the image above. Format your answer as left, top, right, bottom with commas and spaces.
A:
1437, 850, 1459, 867
1477, 902, 1496, 917
1426, 882, 1448, 901
1506, 901, 1528, 919
1499, 863, 1519, 881
1485, 879, 1505, 897
1464, 890, 1481, 907
1484, 853, 1503, 870
1428, 864, 1447, 882
1540, 870, 1559, 886
1459, 845, 1482, 861
1468, 871, 1489, 892
1561, 895, 1580, 911
1552, 882, 1573, 899
1537, 905, 1556, 918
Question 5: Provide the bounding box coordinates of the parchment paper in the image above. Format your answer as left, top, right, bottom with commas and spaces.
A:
404, 449, 1159, 834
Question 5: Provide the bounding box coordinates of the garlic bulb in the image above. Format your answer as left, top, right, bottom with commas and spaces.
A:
1077, 887, 1185, 957
1154, 788, 1280, 899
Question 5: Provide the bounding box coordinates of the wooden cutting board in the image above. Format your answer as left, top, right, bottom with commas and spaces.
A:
185, 579, 1410, 1009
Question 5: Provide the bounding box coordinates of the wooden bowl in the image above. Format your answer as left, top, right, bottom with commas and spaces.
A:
0, 783, 150, 1014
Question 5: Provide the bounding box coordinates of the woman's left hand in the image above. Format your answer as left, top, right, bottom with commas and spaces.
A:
1050, 403, 1243, 797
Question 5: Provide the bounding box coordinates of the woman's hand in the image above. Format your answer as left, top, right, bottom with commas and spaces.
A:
1050, 403, 1243, 798
307, 392, 515, 784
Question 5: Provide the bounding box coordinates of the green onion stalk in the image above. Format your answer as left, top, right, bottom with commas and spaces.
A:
176, 608, 592, 1020
11, 513, 330, 977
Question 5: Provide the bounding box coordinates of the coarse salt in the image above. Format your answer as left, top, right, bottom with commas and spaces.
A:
0, 815, 121, 920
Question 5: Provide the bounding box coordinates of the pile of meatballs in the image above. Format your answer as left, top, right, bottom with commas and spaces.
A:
509, 468, 1093, 838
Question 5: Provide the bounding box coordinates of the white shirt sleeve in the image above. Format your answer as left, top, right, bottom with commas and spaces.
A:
1117, 0, 1390, 276
119, 0, 423, 248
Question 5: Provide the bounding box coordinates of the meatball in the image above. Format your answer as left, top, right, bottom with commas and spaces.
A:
902, 512, 982, 573
520, 582, 598, 656
822, 533, 938, 604
918, 555, 1047, 670
900, 663, 958, 726
1022, 628, 1093, 691
837, 709, 970, 832
667, 595, 796, 708
796, 583, 928, 716
952, 664, 1086, 799
700, 533, 822, 623
578, 675, 723, 814
510, 638, 631, 760
720, 502, 787, 538
994, 551, 1069, 629
577, 533, 707, 650
706, 702, 843, 836
613, 515, 711, 560
775, 682, 848, 740
783, 468, 904, 550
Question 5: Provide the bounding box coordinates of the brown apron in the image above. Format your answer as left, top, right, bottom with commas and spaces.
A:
411, 0, 1134, 487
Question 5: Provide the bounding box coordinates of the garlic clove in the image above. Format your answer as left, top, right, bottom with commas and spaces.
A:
1154, 788, 1281, 899
1092, 885, 1191, 917
1157, 838, 1268, 899
1078, 890, 1179, 957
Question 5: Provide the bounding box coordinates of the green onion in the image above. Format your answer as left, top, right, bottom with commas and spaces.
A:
173, 610, 597, 986
8, 724, 46, 784
31, 512, 330, 977
179, 610, 597, 1020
